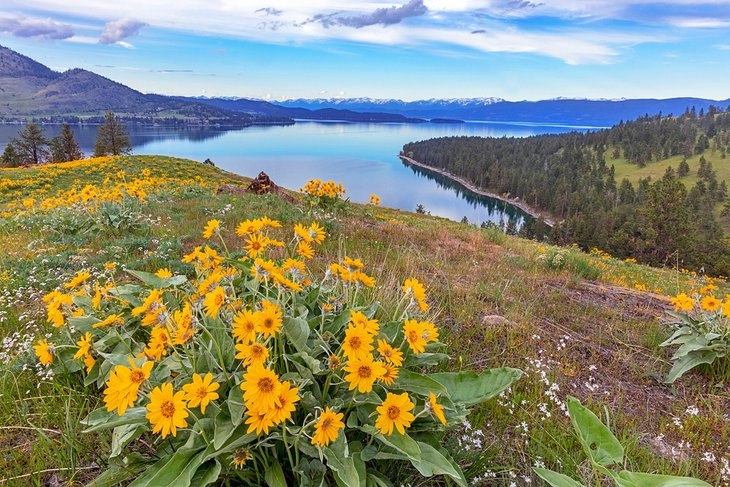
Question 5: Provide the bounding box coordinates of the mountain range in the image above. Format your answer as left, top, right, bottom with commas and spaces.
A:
1, 44, 729, 126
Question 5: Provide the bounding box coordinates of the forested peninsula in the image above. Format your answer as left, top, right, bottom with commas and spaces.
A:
403, 107, 730, 275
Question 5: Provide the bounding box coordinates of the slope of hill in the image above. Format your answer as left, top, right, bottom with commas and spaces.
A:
280, 96, 730, 126
0, 45, 288, 125
0, 155, 726, 485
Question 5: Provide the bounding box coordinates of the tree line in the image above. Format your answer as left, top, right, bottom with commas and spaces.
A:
1, 112, 132, 167
403, 107, 730, 275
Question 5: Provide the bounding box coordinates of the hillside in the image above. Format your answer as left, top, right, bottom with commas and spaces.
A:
403, 108, 730, 274
0, 45, 287, 125
280, 96, 730, 126
0, 155, 727, 485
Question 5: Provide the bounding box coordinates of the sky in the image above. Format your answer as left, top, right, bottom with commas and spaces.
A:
1, 1, 730, 101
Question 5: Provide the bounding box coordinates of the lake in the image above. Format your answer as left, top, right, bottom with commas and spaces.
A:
0, 121, 599, 227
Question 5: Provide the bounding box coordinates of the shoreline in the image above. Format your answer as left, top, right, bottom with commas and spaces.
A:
399, 155, 555, 227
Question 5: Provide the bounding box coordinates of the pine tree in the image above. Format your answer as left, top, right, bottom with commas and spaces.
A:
0, 144, 19, 168
678, 158, 690, 177
14, 123, 48, 165
94, 112, 132, 157
49, 124, 83, 163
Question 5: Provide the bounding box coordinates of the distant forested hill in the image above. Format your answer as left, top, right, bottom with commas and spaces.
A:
403, 107, 730, 275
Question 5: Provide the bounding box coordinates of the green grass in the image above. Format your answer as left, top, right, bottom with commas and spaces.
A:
0, 155, 728, 485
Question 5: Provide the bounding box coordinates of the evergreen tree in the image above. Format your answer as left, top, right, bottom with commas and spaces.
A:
678, 158, 690, 177
49, 124, 83, 163
14, 123, 48, 165
0, 144, 19, 168
94, 112, 132, 157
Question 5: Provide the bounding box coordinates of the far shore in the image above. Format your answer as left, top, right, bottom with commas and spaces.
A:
399, 154, 555, 227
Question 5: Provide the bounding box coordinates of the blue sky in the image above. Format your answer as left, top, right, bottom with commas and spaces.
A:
1, 1, 730, 101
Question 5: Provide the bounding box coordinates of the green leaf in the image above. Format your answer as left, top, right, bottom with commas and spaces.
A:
189, 459, 222, 487
110, 423, 146, 458
126, 270, 172, 289
394, 369, 447, 396
374, 430, 421, 463
323, 433, 360, 487
81, 407, 147, 433
430, 367, 522, 406
411, 442, 466, 487
665, 350, 718, 383
128, 446, 206, 487
613, 471, 712, 487
533, 468, 586, 487
284, 316, 311, 353
567, 397, 623, 467
265, 459, 287, 487
405, 352, 450, 366
213, 408, 237, 449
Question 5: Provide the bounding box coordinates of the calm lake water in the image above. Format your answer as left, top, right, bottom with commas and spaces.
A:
0, 121, 598, 226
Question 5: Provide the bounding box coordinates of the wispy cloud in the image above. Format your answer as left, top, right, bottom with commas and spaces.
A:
99, 18, 146, 44
665, 17, 730, 28
0, 15, 73, 40
310, 0, 428, 28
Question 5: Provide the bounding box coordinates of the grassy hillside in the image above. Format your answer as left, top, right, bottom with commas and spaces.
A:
0, 156, 728, 485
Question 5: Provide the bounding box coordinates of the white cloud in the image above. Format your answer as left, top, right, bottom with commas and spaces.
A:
665, 17, 730, 28
0, 1, 696, 63
0, 14, 73, 40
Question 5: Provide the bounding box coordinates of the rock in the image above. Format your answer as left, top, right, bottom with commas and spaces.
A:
216, 172, 297, 204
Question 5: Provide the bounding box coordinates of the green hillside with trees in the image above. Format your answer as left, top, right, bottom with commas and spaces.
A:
403, 106, 730, 275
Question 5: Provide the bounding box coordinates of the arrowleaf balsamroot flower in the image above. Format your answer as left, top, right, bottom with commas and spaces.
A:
241, 365, 282, 411
73, 332, 93, 360
235, 342, 269, 367
256, 300, 283, 338
671, 293, 694, 312
103, 358, 154, 415
65, 270, 91, 290
403, 319, 439, 355
268, 381, 300, 425
312, 407, 345, 447
155, 268, 173, 279
380, 364, 399, 386
146, 382, 189, 438
202, 219, 220, 239
245, 409, 276, 435
377, 339, 403, 367
343, 354, 386, 393
375, 392, 415, 435
429, 392, 447, 425
33, 339, 54, 365
700, 295, 721, 312
232, 309, 258, 343
342, 324, 374, 361
182, 373, 220, 414
203, 286, 227, 318
403, 278, 428, 312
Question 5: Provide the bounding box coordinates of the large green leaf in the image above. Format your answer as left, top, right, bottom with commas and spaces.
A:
665, 350, 718, 383
394, 369, 446, 396
430, 367, 522, 406
613, 471, 712, 487
283, 316, 311, 353
128, 446, 206, 487
126, 270, 172, 289
567, 397, 623, 467
410, 442, 466, 487
265, 459, 287, 487
533, 468, 586, 487
189, 459, 222, 487
110, 423, 146, 458
213, 408, 237, 449
81, 407, 147, 433
323, 433, 360, 487
374, 430, 421, 463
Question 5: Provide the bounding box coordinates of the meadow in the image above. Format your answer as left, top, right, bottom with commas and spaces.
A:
0, 155, 728, 486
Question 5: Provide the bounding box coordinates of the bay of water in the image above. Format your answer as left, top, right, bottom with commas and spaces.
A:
0, 121, 599, 226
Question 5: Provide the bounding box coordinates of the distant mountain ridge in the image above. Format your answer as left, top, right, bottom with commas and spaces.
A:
279, 96, 730, 126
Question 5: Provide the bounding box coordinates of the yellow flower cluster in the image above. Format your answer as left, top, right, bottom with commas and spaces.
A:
299, 178, 346, 199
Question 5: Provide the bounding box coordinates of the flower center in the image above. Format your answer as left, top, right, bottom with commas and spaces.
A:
251, 345, 264, 358
387, 405, 401, 420
258, 377, 274, 393
160, 400, 176, 418
130, 370, 146, 384
263, 318, 273, 329
196, 386, 209, 399
321, 417, 332, 429
349, 336, 362, 349
407, 330, 418, 342
357, 365, 372, 379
